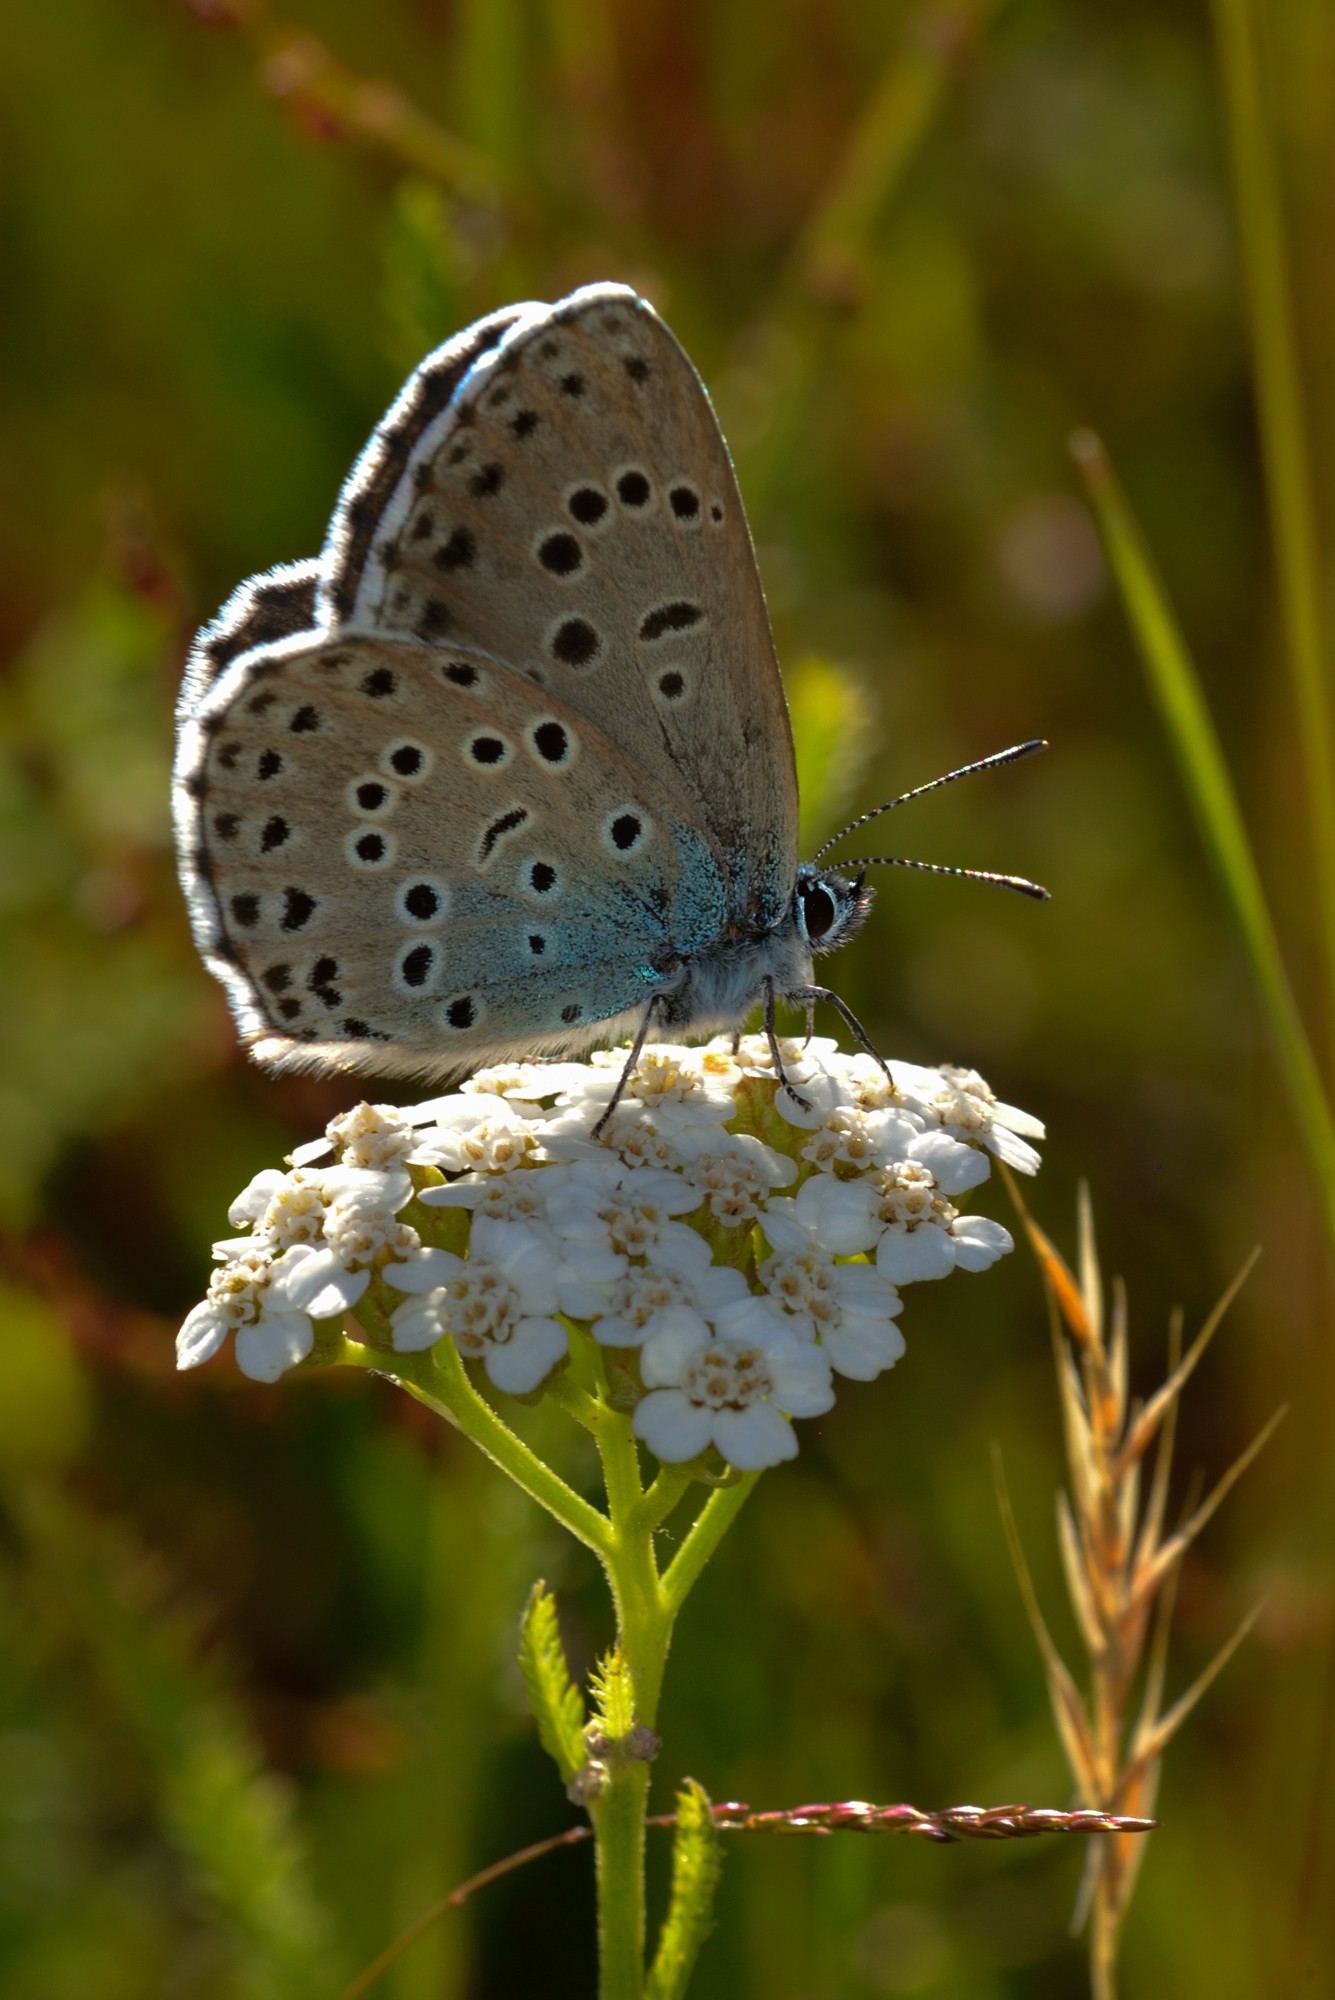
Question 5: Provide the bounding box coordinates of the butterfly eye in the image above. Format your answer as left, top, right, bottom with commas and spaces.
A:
799, 883, 838, 940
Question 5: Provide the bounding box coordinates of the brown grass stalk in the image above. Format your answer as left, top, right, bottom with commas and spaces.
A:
998, 1175, 1280, 2000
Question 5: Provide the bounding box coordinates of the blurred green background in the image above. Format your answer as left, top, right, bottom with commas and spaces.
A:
1, 0, 1331, 1993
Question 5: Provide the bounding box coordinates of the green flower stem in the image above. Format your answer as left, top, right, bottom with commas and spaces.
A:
660, 1474, 760, 1617
544, 1366, 605, 1434
629, 1464, 696, 1539
590, 1403, 673, 1720
591, 1758, 653, 2000
587, 1412, 678, 1997
334, 1335, 613, 1559
588, 1457, 761, 1995
564, 1315, 611, 1401
340, 1326, 758, 1998
595, 1403, 645, 1531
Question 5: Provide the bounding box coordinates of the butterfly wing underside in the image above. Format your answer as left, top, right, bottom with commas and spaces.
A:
174, 284, 800, 1080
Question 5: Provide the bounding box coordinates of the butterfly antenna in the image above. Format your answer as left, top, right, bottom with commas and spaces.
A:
811, 739, 1048, 861
841, 855, 1050, 901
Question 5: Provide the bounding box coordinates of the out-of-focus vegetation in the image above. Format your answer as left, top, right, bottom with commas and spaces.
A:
1, 0, 1331, 1992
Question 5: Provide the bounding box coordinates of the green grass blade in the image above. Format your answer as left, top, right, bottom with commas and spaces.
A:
791, 0, 1002, 300
743, 0, 1003, 512
1211, 0, 1335, 1031
1072, 429, 1335, 1254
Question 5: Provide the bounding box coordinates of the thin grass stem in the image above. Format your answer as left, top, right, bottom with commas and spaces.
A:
1211, 0, 1335, 1039
1072, 430, 1335, 1260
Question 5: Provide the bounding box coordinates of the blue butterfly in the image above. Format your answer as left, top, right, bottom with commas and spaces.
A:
173, 282, 1044, 1121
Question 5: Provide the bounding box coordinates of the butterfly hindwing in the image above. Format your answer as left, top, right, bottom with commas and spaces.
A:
176, 631, 732, 1079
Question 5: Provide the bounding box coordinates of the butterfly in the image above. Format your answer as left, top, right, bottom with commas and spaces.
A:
173, 282, 1045, 1119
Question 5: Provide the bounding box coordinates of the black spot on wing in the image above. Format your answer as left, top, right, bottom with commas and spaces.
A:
401, 944, 434, 987
551, 618, 600, 667
539, 533, 583, 576
433, 527, 477, 572
569, 487, 608, 525
480, 806, 529, 859
639, 601, 703, 641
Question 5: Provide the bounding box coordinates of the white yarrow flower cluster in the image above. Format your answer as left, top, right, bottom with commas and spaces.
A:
178, 1040, 1041, 1468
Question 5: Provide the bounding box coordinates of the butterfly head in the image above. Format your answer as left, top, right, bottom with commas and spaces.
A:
793, 863, 874, 957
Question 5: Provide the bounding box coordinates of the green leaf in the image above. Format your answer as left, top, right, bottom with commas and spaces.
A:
17, 1488, 333, 2000
645, 1780, 722, 2000
786, 654, 878, 855
0, 568, 203, 1228
517, 1582, 586, 1782
588, 1644, 635, 1739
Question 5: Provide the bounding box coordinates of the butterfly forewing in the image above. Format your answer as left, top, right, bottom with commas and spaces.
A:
179, 559, 322, 712
175, 284, 801, 1080
335, 283, 799, 924
321, 300, 536, 624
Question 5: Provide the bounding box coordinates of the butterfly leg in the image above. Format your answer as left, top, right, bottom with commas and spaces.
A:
590, 995, 662, 1140
788, 984, 893, 1083
761, 978, 813, 1114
